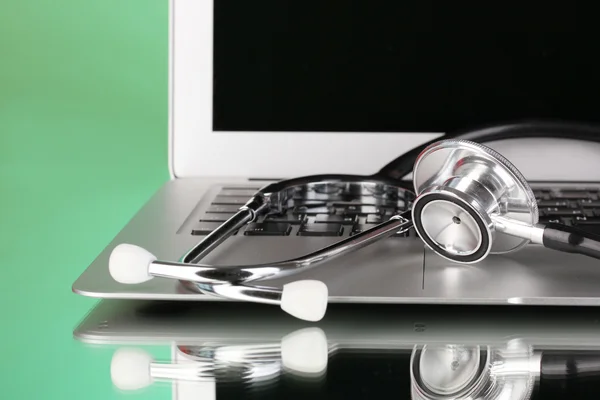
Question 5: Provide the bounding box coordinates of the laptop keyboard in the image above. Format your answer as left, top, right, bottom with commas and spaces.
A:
191, 185, 600, 238
192, 185, 413, 238
535, 188, 600, 235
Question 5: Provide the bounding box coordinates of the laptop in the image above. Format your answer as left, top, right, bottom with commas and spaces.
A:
72, 0, 600, 307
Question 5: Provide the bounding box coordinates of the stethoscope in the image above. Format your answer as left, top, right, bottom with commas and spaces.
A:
108, 121, 600, 321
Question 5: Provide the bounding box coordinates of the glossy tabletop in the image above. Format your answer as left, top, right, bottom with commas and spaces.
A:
74, 300, 600, 400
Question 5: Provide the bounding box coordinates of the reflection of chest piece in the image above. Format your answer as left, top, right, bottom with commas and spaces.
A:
410, 340, 540, 400
419, 345, 482, 395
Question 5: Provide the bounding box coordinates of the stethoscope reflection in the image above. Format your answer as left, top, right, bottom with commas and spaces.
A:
110, 327, 331, 392
411, 340, 539, 400
109, 330, 600, 399
111, 324, 539, 399
411, 340, 600, 400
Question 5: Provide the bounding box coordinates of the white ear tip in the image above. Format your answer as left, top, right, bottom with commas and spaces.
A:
109, 244, 156, 284
111, 348, 154, 391
280, 280, 328, 321
281, 328, 328, 375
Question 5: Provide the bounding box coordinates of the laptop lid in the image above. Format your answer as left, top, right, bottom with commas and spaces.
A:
170, 1, 600, 180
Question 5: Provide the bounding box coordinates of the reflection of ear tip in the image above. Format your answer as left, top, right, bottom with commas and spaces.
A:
111, 348, 153, 391
280, 280, 328, 321
281, 327, 328, 374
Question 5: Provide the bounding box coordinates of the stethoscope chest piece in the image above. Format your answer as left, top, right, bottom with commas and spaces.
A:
412, 140, 539, 263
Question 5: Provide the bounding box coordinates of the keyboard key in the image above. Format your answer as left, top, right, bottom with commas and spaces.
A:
366, 214, 385, 224
538, 216, 563, 224
533, 190, 550, 200
298, 223, 343, 237
315, 214, 356, 225
574, 216, 600, 225
199, 214, 232, 223
382, 208, 400, 217
549, 190, 592, 199
191, 222, 223, 235
293, 206, 335, 215
579, 200, 600, 208
212, 196, 248, 205
541, 208, 583, 216
244, 222, 292, 236
206, 205, 240, 213
537, 200, 570, 208
263, 213, 306, 224
351, 223, 409, 237
332, 201, 377, 207
218, 189, 257, 197
343, 205, 380, 216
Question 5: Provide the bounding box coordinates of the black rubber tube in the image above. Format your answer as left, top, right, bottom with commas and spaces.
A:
542, 223, 600, 260
376, 119, 600, 181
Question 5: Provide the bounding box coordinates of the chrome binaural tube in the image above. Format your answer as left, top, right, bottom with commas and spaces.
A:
107, 181, 413, 320
148, 212, 413, 285
182, 194, 268, 264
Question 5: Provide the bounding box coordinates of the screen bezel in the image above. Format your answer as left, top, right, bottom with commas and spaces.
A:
168, 0, 441, 179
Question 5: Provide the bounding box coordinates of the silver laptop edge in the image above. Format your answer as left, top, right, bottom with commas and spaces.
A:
74, 299, 600, 349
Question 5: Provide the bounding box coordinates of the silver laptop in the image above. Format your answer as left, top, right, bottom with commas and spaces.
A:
72, 0, 600, 306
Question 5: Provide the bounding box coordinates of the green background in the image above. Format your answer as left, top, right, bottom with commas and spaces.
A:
1, 1, 172, 398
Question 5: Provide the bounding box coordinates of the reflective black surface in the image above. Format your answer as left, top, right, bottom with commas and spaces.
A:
75, 300, 600, 399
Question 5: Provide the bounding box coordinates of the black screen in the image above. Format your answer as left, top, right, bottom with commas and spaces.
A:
213, 2, 600, 133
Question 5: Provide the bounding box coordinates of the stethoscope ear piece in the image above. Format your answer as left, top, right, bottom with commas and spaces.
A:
280, 280, 328, 322
109, 243, 156, 284
108, 243, 330, 322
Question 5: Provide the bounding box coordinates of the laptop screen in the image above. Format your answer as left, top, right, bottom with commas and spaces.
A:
213, 2, 600, 133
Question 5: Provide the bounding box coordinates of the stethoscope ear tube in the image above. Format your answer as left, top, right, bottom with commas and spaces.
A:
377, 120, 600, 181
541, 223, 600, 260
108, 213, 414, 321
182, 201, 263, 264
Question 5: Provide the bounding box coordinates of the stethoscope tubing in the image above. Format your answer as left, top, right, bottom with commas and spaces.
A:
151, 212, 413, 287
